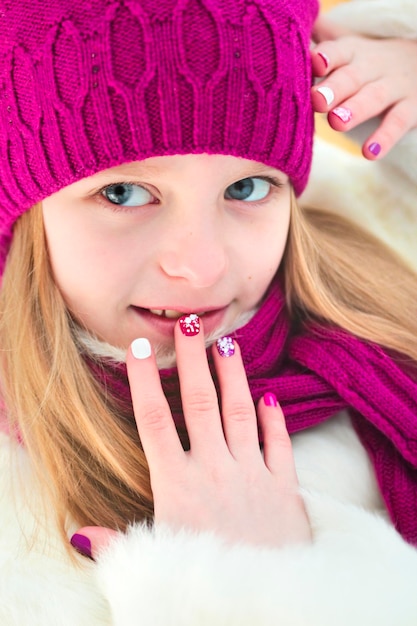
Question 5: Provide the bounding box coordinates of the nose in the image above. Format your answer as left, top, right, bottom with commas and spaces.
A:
158, 216, 228, 289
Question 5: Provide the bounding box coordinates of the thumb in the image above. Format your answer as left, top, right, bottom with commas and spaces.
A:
70, 526, 119, 560
312, 15, 351, 43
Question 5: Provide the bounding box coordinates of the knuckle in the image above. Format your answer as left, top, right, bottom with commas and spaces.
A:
140, 404, 170, 432
186, 389, 217, 417
227, 402, 254, 424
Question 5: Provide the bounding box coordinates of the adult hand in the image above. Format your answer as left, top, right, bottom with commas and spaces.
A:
311, 15, 417, 160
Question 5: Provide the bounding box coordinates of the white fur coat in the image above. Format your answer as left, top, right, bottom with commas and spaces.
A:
1, 1, 417, 624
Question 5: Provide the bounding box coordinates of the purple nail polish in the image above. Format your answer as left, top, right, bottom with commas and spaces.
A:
216, 336, 235, 357
331, 106, 352, 124
70, 533, 94, 560
368, 142, 381, 156
178, 313, 200, 336
264, 392, 278, 407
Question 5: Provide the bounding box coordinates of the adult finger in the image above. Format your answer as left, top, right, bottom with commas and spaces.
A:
175, 315, 229, 457
362, 99, 417, 160
212, 337, 260, 462
312, 14, 352, 44
326, 78, 399, 133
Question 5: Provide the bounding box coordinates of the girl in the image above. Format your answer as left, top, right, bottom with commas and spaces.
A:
1, 0, 417, 624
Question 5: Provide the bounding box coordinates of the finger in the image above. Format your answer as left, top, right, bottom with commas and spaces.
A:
257, 393, 298, 484
311, 38, 355, 79
175, 315, 228, 456
312, 15, 352, 44
362, 99, 417, 160
327, 79, 399, 133
71, 526, 118, 560
212, 337, 260, 461
312, 60, 376, 113
127, 338, 184, 472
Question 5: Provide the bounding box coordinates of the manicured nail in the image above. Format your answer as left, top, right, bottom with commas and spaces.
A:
178, 313, 200, 336
70, 533, 94, 560
368, 142, 381, 156
331, 106, 352, 124
131, 337, 152, 359
264, 392, 278, 407
316, 86, 335, 106
317, 51, 329, 68
216, 336, 235, 357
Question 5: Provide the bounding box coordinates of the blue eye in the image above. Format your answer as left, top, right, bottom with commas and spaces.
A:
101, 183, 154, 207
225, 177, 271, 202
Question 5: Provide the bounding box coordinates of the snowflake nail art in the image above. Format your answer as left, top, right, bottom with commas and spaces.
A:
216, 336, 235, 357
178, 313, 200, 336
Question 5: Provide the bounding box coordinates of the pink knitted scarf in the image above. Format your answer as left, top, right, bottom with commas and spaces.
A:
88, 279, 417, 545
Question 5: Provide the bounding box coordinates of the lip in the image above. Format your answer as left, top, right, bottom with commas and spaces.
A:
130, 306, 228, 338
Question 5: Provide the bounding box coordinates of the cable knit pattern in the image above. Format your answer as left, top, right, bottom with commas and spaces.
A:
87, 278, 417, 544
0, 0, 317, 268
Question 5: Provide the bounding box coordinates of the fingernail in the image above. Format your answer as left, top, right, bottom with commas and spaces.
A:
131, 337, 152, 359
331, 106, 352, 124
216, 336, 235, 357
70, 533, 94, 560
178, 313, 200, 336
264, 392, 278, 407
368, 142, 381, 156
318, 51, 329, 68
316, 86, 335, 106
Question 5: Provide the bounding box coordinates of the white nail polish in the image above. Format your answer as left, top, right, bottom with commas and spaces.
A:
131, 338, 152, 359
316, 86, 335, 106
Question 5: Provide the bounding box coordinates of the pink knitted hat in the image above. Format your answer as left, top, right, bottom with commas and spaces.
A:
0, 0, 318, 265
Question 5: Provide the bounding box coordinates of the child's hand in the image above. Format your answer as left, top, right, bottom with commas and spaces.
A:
127, 319, 311, 548
311, 15, 417, 160
72, 316, 311, 559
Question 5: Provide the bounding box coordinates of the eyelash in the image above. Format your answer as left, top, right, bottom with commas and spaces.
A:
94, 175, 284, 212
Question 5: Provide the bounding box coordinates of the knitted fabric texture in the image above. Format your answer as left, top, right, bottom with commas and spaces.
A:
0, 0, 318, 270
88, 279, 417, 545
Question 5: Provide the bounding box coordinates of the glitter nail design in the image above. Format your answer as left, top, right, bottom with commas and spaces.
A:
178, 313, 200, 336
331, 106, 352, 123
216, 336, 235, 357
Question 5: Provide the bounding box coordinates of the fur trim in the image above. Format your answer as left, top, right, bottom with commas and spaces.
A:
2, 415, 417, 624
327, 0, 417, 39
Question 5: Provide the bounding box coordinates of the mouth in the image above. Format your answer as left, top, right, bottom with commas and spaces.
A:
131, 305, 228, 338
148, 308, 209, 319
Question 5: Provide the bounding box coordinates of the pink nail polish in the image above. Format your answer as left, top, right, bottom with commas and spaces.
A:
216, 336, 235, 357
331, 106, 352, 124
70, 533, 94, 560
318, 51, 329, 68
178, 313, 200, 336
368, 142, 381, 156
264, 392, 278, 407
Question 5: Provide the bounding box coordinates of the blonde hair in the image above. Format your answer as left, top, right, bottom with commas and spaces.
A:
1, 195, 417, 539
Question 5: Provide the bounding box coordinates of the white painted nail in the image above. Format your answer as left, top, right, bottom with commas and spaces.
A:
316, 86, 335, 106
131, 338, 152, 359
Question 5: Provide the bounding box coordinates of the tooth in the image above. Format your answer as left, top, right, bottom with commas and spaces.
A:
149, 309, 164, 316
164, 310, 183, 319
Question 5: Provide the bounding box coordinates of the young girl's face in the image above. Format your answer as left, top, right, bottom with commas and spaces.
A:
42, 154, 290, 356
